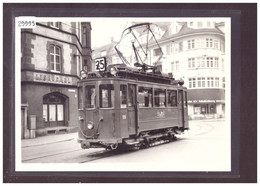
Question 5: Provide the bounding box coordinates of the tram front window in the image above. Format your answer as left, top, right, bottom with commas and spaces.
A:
100, 84, 114, 108
85, 85, 96, 108
154, 89, 166, 107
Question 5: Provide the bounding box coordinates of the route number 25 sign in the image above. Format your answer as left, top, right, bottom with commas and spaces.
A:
95, 57, 107, 72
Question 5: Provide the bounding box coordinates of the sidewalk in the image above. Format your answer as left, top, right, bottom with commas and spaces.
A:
22, 132, 78, 148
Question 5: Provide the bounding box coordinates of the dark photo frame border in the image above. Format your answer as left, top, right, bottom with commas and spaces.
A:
3, 3, 257, 183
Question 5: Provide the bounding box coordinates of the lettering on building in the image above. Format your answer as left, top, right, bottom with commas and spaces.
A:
33, 72, 73, 85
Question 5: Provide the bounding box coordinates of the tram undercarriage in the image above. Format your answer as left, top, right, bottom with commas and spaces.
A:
79, 127, 187, 151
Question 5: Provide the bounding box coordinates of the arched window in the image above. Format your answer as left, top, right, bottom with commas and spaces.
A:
50, 45, 61, 72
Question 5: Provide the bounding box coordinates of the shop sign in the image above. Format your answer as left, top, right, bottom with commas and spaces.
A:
33, 72, 73, 85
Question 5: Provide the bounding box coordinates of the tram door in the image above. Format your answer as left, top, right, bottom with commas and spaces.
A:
128, 84, 137, 135
178, 90, 185, 127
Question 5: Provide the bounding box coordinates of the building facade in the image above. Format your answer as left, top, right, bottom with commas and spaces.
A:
92, 20, 226, 120
149, 21, 226, 119
21, 22, 92, 138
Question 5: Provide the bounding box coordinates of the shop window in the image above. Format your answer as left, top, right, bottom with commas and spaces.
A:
50, 45, 61, 72
194, 105, 201, 114
138, 87, 153, 108
57, 104, 64, 121
43, 92, 67, 126
120, 85, 127, 108
154, 89, 166, 107
49, 104, 56, 121
43, 104, 48, 122
85, 85, 96, 108
167, 90, 177, 107
100, 84, 114, 108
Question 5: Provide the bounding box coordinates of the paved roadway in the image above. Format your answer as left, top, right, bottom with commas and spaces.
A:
21, 119, 230, 171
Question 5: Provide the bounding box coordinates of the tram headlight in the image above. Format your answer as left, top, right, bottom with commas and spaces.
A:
109, 67, 118, 76
87, 122, 94, 130
80, 70, 87, 79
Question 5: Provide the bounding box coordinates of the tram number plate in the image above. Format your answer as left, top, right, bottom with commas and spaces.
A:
95, 57, 106, 72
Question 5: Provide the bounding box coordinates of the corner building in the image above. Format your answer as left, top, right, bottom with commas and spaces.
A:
151, 21, 226, 119
21, 22, 92, 137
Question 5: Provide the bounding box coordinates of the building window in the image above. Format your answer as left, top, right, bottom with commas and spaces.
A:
166, 44, 171, 55
222, 77, 225, 88
49, 22, 60, 29
215, 77, 220, 87
171, 61, 179, 71
197, 21, 203, 27
207, 21, 211, 27
201, 78, 205, 87
50, 45, 61, 72
206, 38, 213, 48
189, 78, 196, 88
188, 58, 195, 69
214, 40, 219, 49
206, 57, 214, 68
179, 42, 183, 51
215, 57, 219, 68
153, 48, 161, 56
82, 26, 87, 47
207, 77, 214, 87
190, 22, 193, 26
188, 40, 195, 49
197, 78, 201, 87
43, 93, 67, 125
222, 59, 224, 71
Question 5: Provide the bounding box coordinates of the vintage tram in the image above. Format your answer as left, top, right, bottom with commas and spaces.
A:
77, 63, 189, 150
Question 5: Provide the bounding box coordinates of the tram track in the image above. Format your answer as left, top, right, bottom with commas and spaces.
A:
22, 121, 222, 163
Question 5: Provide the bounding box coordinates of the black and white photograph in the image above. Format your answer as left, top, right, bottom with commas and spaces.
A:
17, 17, 231, 171
3, 3, 257, 183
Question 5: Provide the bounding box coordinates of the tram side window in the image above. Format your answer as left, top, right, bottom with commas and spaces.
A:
78, 86, 83, 109
85, 85, 96, 108
120, 85, 127, 108
100, 84, 114, 108
138, 87, 153, 108
154, 89, 166, 107
167, 90, 177, 107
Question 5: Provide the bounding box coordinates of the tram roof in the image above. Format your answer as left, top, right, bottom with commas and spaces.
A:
80, 64, 184, 86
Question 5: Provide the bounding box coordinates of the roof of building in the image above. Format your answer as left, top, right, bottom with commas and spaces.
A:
157, 22, 225, 44
92, 41, 117, 59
